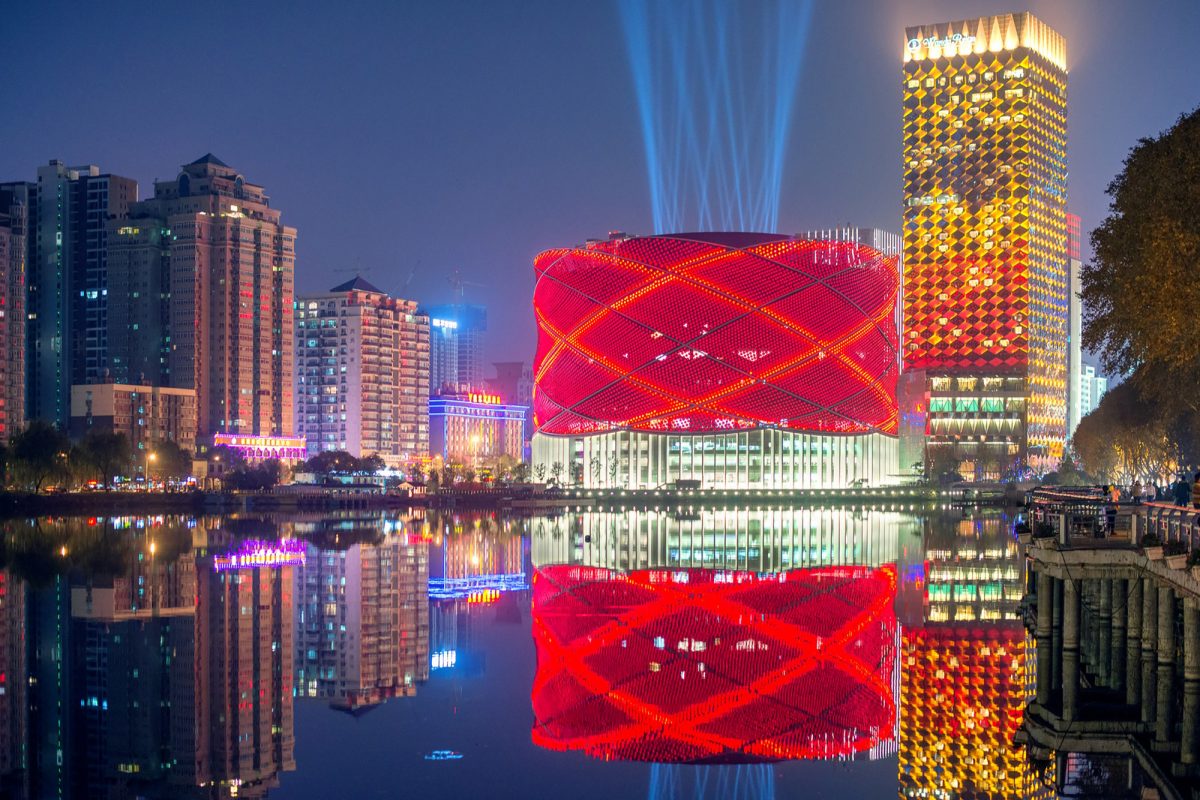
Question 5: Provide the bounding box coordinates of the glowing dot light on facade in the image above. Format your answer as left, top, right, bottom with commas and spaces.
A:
531, 232, 901, 489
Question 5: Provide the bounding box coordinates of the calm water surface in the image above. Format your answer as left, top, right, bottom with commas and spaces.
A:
0, 506, 1048, 799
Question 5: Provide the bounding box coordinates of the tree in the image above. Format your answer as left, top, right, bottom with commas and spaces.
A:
150, 440, 192, 482
1072, 381, 1176, 486
589, 455, 602, 486
1082, 106, 1200, 418
549, 461, 564, 486
11, 422, 70, 492
76, 429, 133, 487
359, 454, 385, 473
608, 459, 620, 487
924, 446, 961, 486
533, 463, 546, 483
225, 459, 282, 491
512, 462, 530, 483
1055, 449, 1091, 487
208, 444, 245, 469
299, 450, 357, 474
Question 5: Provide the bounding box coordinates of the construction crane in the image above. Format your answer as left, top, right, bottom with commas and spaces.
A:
448, 269, 484, 300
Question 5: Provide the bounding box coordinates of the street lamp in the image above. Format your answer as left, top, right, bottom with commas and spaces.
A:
146, 451, 157, 490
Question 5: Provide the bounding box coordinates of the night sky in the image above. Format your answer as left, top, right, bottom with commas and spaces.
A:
5, 0, 1197, 367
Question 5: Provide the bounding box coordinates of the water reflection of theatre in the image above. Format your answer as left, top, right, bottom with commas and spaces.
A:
529, 508, 912, 765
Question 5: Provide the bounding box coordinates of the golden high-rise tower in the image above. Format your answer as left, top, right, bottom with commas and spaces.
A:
900, 12, 1068, 478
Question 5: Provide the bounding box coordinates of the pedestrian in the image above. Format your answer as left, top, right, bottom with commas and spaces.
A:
1131, 480, 1143, 504
1193, 472, 1200, 511
1106, 484, 1118, 534
1175, 475, 1191, 507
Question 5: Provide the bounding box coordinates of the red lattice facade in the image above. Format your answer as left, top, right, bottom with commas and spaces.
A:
532, 233, 900, 436
531, 564, 897, 763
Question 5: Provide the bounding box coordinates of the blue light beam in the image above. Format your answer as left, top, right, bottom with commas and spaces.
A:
619, 0, 814, 234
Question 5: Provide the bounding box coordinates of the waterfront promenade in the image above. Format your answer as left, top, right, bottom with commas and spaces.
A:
1022, 490, 1200, 800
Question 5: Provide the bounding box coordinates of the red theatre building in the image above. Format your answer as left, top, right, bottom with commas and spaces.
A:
531, 232, 901, 489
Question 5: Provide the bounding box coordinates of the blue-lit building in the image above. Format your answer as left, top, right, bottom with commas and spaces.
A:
425, 303, 486, 394
429, 392, 527, 464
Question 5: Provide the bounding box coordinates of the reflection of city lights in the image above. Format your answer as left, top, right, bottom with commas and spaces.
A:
213, 539, 306, 571
532, 564, 898, 763
428, 573, 527, 600
431, 650, 458, 670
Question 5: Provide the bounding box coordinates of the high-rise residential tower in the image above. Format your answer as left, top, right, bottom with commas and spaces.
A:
0, 191, 26, 441
295, 277, 430, 464
107, 154, 296, 441
900, 13, 1069, 479
1, 162, 136, 427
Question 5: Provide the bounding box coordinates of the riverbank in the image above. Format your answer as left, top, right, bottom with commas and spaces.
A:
0, 481, 1025, 519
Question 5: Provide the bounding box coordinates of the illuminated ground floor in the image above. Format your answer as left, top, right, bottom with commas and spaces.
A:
531, 429, 900, 490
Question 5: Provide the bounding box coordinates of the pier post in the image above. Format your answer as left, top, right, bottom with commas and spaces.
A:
1099, 579, 1114, 687
1063, 578, 1081, 722
1126, 577, 1143, 707
1111, 578, 1127, 692
1182, 598, 1200, 765
1156, 586, 1176, 746
1142, 578, 1158, 725
1052, 577, 1063, 691
1037, 571, 1054, 706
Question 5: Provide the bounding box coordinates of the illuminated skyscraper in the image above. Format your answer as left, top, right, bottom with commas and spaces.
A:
900, 13, 1069, 478
108, 154, 296, 441
0, 191, 26, 442
425, 303, 486, 393
1, 162, 137, 427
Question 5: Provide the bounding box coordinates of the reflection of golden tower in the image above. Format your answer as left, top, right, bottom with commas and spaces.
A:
901, 12, 1068, 477
900, 624, 1046, 798
899, 511, 1051, 799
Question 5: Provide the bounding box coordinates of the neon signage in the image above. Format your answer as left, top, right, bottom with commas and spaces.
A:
908, 33, 976, 50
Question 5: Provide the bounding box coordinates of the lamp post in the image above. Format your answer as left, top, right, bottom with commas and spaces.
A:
146, 450, 157, 491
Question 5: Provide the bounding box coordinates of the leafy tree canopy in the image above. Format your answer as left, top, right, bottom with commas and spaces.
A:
1082, 106, 1200, 415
